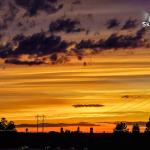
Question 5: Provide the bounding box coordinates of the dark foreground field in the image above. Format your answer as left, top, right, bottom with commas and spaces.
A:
0, 132, 150, 149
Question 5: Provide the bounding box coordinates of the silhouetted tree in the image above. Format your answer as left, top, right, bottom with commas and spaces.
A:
6, 121, 16, 131
0, 118, 16, 131
0, 118, 7, 130
114, 122, 129, 133
132, 123, 140, 134
0, 122, 5, 130
145, 118, 150, 133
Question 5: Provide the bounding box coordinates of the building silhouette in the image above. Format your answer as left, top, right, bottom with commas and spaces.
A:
90, 127, 94, 134
60, 127, 64, 134
77, 126, 80, 133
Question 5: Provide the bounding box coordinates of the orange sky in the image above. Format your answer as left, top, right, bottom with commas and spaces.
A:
0, 48, 150, 132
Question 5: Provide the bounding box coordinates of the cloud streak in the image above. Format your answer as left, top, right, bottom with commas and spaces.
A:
72, 104, 104, 108
5, 58, 44, 65
17, 122, 100, 128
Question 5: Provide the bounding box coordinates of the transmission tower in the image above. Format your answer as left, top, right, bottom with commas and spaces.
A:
35, 115, 46, 133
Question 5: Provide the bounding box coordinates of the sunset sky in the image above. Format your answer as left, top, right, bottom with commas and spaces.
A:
0, 0, 150, 133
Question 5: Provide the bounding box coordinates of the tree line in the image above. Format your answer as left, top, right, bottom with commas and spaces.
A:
114, 118, 150, 134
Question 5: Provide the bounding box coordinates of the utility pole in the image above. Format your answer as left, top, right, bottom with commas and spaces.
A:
42, 115, 45, 133
35, 115, 45, 133
35, 115, 39, 133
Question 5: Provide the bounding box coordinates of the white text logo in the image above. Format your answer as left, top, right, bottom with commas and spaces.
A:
142, 12, 150, 28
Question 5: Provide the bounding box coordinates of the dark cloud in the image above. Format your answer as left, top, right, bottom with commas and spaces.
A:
135, 28, 146, 40
15, 0, 63, 16
122, 18, 138, 30
106, 19, 120, 29
17, 22, 23, 28
0, 27, 147, 64
6, 2, 19, 21
0, 1, 2, 7
17, 122, 99, 128
49, 18, 84, 33
0, 33, 69, 59
5, 58, 44, 65
12, 33, 68, 55
0, 44, 12, 58
121, 94, 150, 99
72, 104, 104, 108
76, 28, 147, 51
50, 53, 58, 63
76, 40, 95, 49
0, 1, 19, 31
99, 28, 146, 49
72, 0, 81, 5
121, 95, 142, 99
0, 23, 7, 31
50, 53, 69, 65
100, 33, 134, 49
0, 17, 148, 65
